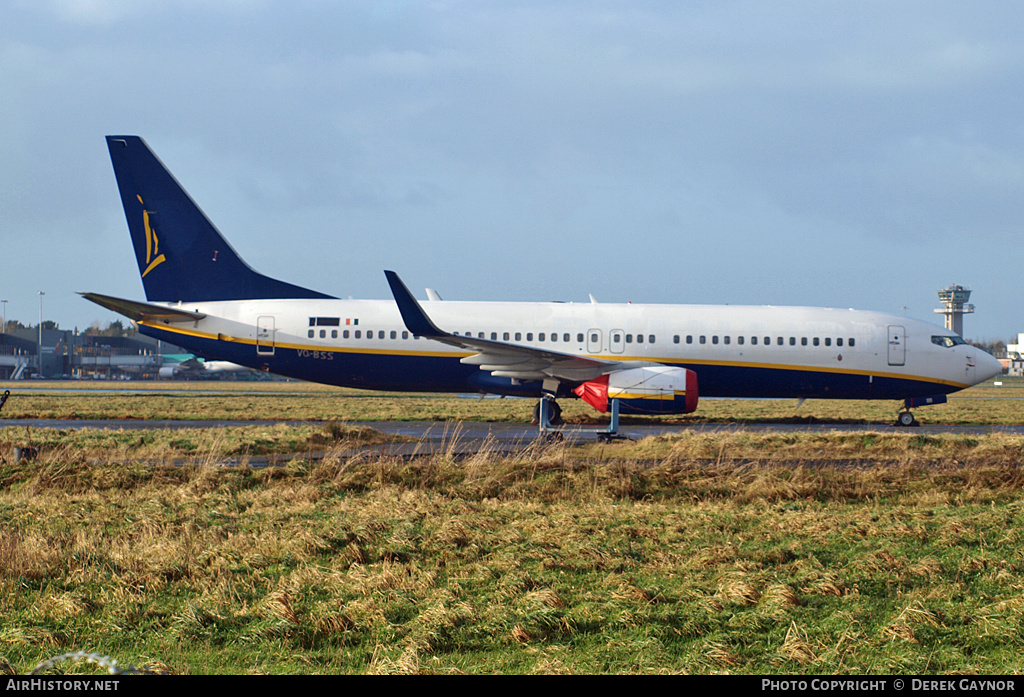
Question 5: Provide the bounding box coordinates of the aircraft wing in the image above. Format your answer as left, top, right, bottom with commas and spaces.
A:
385, 270, 619, 382
79, 292, 206, 323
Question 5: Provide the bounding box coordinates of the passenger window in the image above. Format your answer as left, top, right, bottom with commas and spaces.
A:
637, 334, 643, 344
723, 336, 730, 345
332, 330, 338, 339
504, 332, 510, 341
789, 337, 796, 346
355, 330, 361, 339
612, 333, 622, 343
712, 336, 719, 345
391, 331, 397, 339
320, 329, 326, 338
751, 336, 757, 345
343, 330, 350, 339
673, 335, 680, 344
515, 332, 522, 341
649, 335, 655, 344
801, 337, 807, 346
686, 335, 693, 344
849, 338, 856, 347
402, 331, 408, 339
837, 338, 843, 347
527, 333, 534, 341
565, 334, 571, 342
700, 336, 706, 344
626, 334, 633, 344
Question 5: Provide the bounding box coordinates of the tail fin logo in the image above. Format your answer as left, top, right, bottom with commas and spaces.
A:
137, 195, 166, 278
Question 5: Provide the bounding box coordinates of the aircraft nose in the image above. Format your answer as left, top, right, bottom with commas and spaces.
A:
977, 351, 1003, 382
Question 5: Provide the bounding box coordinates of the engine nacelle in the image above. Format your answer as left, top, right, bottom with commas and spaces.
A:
573, 366, 699, 415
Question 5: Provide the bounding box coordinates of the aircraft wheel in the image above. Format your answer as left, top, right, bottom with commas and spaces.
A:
896, 411, 917, 427
533, 399, 564, 426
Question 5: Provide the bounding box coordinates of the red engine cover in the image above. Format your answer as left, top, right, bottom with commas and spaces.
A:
574, 374, 610, 412
573, 367, 699, 415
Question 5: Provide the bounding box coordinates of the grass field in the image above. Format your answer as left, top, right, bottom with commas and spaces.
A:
1, 376, 1022, 425
2, 379, 1024, 674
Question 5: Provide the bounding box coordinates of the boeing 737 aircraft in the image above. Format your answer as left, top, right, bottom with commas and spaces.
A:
83, 136, 1002, 435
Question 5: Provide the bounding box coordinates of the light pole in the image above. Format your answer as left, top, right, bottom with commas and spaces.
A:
1, 299, 6, 334
38, 291, 44, 374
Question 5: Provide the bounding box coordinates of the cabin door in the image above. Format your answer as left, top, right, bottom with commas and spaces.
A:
257, 316, 276, 356
609, 329, 625, 354
887, 325, 905, 366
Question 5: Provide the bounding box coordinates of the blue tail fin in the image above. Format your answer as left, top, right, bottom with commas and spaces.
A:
106, 136, 334, 302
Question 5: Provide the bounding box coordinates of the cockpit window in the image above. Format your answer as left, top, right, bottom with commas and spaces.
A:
931, 335, 967, 348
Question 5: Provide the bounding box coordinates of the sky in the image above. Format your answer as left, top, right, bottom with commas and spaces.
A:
2, 0, 1023, 342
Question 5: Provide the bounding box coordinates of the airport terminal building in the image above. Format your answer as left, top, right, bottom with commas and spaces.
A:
0, 328, 187, 380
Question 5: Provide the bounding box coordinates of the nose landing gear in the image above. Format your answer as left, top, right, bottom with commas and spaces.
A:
895, 395, 947, 427
896, 410, 918, 427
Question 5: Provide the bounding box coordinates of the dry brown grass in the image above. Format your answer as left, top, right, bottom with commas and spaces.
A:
5, 426, 1024, 673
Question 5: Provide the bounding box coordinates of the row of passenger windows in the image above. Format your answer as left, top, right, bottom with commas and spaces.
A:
309, 329, 411, 340
674, 335, 855, 347
306, 327, 856, 349
455, 331, 585, 343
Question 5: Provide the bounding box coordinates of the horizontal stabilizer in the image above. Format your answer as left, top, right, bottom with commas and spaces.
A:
79, 292, 206, 323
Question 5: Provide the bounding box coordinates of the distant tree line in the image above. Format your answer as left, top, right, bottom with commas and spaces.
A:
2, 319, 134, 337
967, 339, 1008, 357
84, 319, 133, 337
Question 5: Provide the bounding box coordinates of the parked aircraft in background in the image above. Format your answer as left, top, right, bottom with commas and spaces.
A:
83, 136, 1002, 436
157, 354, 250, 379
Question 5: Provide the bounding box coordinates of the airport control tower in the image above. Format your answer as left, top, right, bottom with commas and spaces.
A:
935, 284, 974, 336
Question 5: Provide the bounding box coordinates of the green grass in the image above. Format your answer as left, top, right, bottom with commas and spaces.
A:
4, 429, 1024, 674
1, 376, 1023, 425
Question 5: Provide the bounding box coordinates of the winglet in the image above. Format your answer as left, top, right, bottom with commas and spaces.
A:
384, 271, 446, 338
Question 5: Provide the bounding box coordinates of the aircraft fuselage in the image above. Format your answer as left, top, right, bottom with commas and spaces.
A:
134, 297, 996, 401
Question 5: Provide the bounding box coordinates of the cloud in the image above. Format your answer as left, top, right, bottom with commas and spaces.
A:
2, 1, 1024, 338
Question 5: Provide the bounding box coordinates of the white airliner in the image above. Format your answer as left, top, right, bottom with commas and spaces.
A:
83, 136, 1002, 434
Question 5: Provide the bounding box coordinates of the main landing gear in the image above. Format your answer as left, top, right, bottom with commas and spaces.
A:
535, 395, 629, 443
